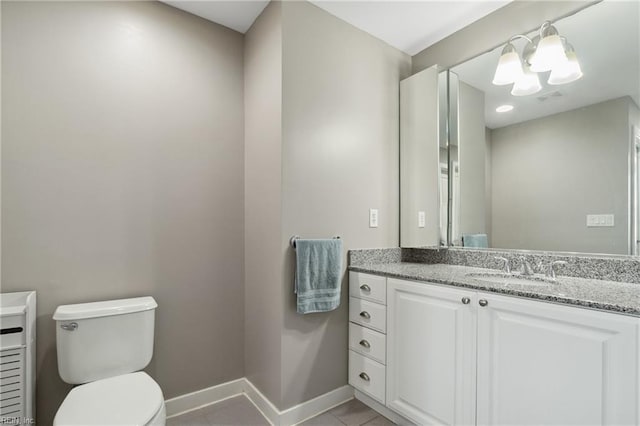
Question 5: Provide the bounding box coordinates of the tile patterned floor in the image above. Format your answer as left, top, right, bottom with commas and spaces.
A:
166, 395, 395, 426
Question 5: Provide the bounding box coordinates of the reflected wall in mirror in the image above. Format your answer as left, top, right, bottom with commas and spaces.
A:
450, 0, 640, 255
399, 66, 448, 248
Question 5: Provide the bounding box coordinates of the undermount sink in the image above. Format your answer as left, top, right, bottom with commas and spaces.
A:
466, 272, 557, 287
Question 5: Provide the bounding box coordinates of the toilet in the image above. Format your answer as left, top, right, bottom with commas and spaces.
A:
52, 297, 165, 426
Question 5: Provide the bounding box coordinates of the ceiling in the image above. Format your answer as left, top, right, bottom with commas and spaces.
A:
162, 0, 511, 55
162, 1, 269, 33
453, 0, 640, 129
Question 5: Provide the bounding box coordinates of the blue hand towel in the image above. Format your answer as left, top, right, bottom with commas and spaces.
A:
462, 233, 488, 248
294, 239, 343, 314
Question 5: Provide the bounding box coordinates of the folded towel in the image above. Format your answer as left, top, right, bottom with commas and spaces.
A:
294, 239, 343, 314
462, 233, 488, 248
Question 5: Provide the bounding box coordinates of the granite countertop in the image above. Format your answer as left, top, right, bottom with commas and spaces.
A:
349, 262, 640, 316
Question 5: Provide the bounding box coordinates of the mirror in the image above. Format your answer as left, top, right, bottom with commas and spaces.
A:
412, 0, 640, 255
400, 66, 449, 248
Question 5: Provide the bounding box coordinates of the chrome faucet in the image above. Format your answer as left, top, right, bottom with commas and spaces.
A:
544, 260, 567, 279
494, 256, 511, 274
519, 257, 535, 276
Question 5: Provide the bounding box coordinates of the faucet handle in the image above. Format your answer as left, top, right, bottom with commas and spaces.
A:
494, 256, 510, 274
519, 257, 535, 276
546, 260, 567, 279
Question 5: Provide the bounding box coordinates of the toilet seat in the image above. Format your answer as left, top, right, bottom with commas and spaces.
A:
54, 372, 164, 426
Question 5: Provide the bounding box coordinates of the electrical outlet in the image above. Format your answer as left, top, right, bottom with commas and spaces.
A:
369, 209, 379, 228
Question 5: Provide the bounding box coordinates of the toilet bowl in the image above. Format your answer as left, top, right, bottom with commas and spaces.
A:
52, 297, 164, 426
54, 372, 165, 426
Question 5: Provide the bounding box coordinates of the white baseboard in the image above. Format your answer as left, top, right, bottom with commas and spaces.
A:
242, 379, 280, 425
165, 378, 354, 426
275, 385, 353, 426
165, 378, 245, 418
354, 390, 413, 426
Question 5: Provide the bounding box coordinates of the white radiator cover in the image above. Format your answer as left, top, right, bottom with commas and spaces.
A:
0, 291, 36, 422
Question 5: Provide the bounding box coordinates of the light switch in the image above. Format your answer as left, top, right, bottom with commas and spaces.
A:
418, 211, 426, 228
369, 209, 379, 228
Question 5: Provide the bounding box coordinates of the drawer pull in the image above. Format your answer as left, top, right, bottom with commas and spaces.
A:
359, 339, 371, 348
461, 297, 470, 305
479, 299, 488, 307
359, 284, 371, 292
359, 311, 371, 319
359, 372, 370, 382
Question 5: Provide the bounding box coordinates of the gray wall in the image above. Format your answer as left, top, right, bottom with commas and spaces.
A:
1, 2, 245, 423
412, 1, 597, 74
244, 0, 283, 407
490, 97, 634, 254
279, 1, 410, 409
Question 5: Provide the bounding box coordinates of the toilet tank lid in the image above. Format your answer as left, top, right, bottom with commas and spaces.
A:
53, 296, 157, 321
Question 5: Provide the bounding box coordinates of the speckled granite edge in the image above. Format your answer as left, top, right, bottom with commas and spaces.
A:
348, 247, 640, 284
348, 264, 640, 316
348, 248, 401, 265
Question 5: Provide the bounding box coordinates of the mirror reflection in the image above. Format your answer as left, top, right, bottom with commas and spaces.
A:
450, 0, 640, 255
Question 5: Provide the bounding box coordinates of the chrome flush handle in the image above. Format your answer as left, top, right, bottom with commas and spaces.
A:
60, 322, 78, 331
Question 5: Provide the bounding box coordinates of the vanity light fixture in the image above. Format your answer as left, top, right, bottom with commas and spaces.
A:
529, 23, 568, 72
492, 43, 524, 85
548, 42, 583, 85
492, 21, 582, 95
496, 104, 514, 113
511, 67, 542, 96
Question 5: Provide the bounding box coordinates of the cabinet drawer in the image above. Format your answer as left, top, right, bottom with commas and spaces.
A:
349, 272, 386, 304
349, 323, 386, 364
349, 297, 386, 333
349, 350, 386, 404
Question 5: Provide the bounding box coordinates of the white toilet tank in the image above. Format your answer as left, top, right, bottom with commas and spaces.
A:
53, 296, 157, 384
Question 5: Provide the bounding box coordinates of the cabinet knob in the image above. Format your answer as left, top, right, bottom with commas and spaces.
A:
479, 299, 488, 307
359, 339, 371, 349
360, 284, 371, 292
461, 297, 470, 305
359, 372, 370, 382
359, 311, 371, 319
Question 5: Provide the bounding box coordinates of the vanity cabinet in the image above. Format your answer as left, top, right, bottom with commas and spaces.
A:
386, 279, 477, 425
386, 278, 640, 426
348, 272, 388, 404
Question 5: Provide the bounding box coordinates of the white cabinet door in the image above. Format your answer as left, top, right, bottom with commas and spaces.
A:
386, 279, 477, 426
477, 293, 640, 426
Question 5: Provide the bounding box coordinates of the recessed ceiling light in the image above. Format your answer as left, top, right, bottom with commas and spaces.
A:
496, 104, 514, 113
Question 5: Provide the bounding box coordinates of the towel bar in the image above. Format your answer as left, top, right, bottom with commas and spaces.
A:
290, 235, 340, 249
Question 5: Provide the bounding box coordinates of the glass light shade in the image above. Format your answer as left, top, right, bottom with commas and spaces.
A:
548, 51, 583, 85
511, 69, 542, 96
492, 49, 524, 86
529, 34, 568, 72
